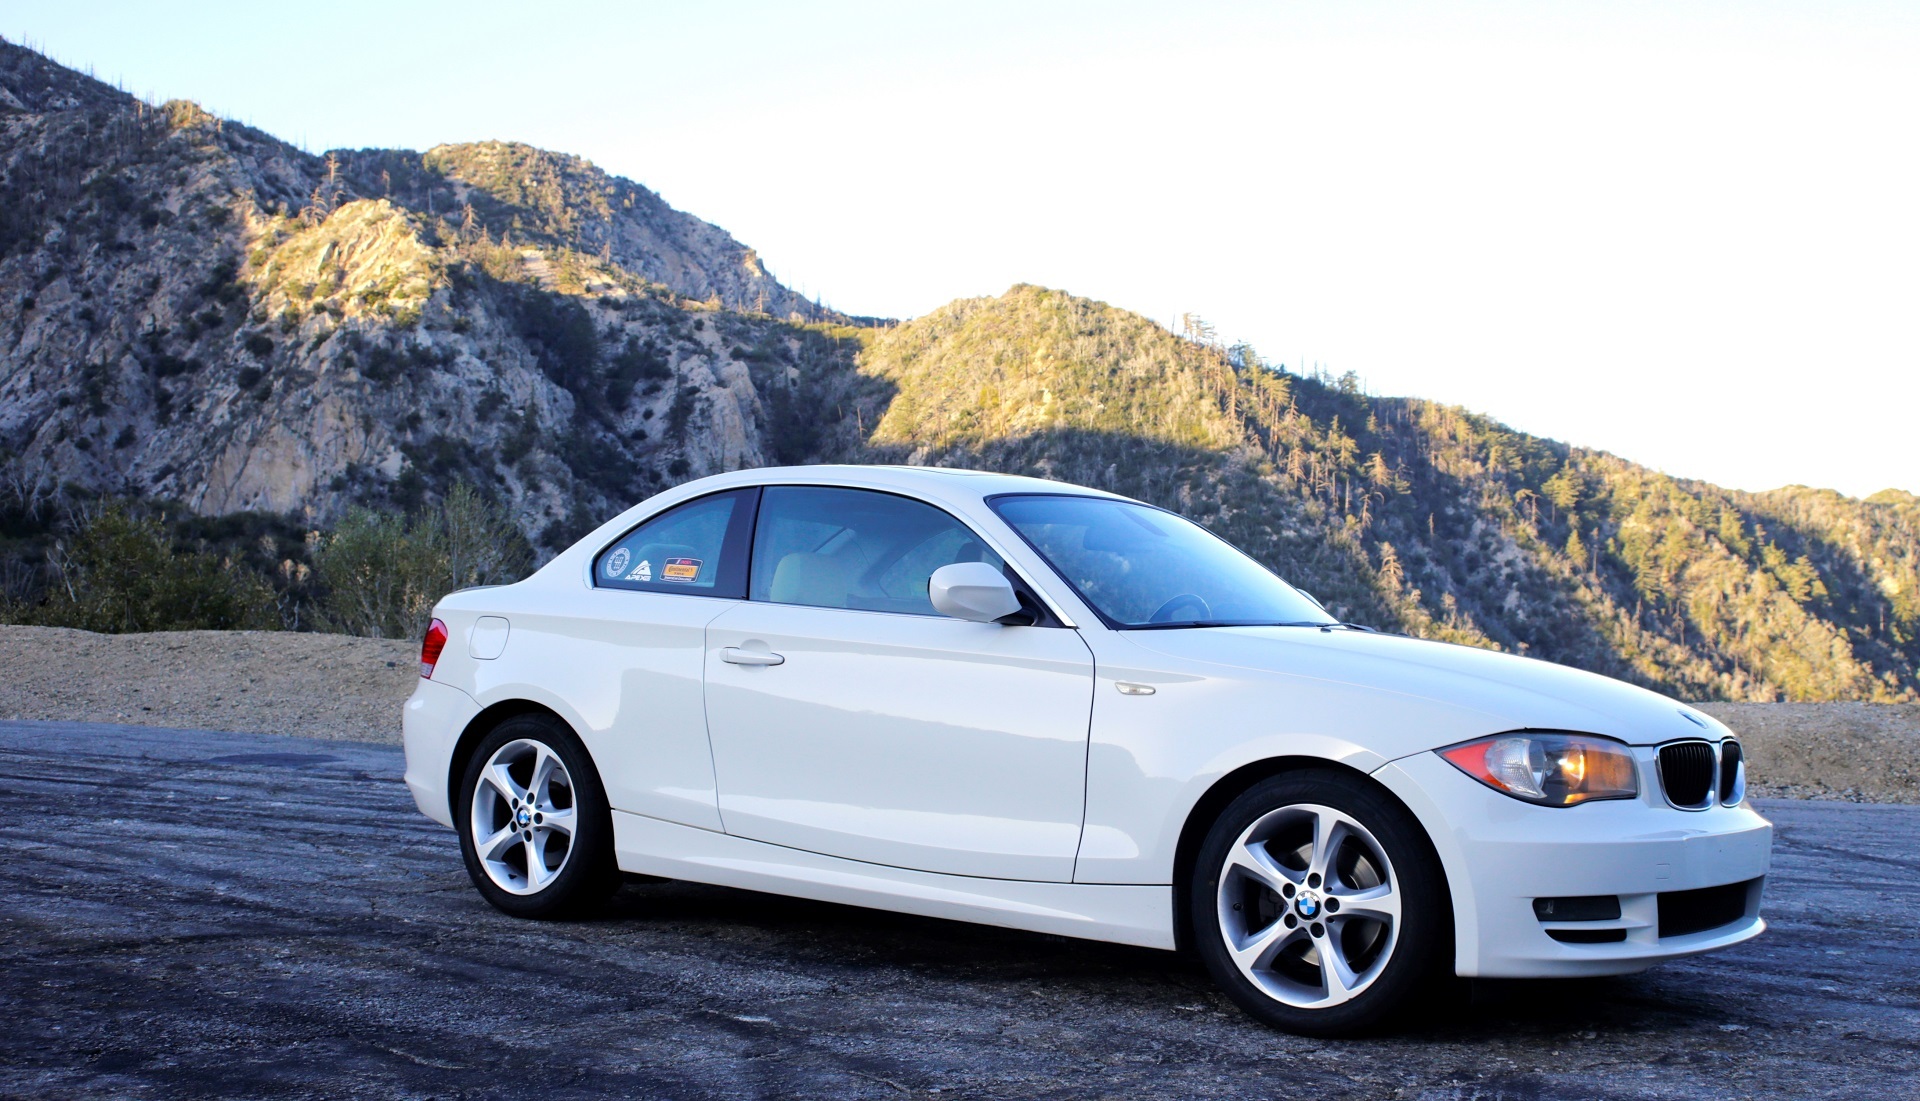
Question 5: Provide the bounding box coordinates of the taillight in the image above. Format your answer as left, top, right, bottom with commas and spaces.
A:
420, 618, 448, 678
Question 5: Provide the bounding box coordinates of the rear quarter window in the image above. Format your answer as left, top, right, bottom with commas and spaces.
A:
593, 488, 756, 598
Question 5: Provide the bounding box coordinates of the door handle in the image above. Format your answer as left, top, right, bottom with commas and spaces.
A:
720, 646, 785, 666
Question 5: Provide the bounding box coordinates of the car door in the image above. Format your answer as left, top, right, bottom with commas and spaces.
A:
702, 485, 1096, 882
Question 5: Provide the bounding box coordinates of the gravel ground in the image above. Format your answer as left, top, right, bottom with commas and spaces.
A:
1695, 702, 1920, 804
3, 625, 1916, 801
0, 625, 416, 742
3, 720, 1916, 1100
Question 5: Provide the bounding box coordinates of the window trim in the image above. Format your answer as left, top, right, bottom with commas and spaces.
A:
589, 487, 761, 600
743, 483, 1067, 627
984, 491, 1326, 632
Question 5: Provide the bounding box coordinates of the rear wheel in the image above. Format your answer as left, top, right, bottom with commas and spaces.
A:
457, 714, 618, 919
1191, 770, 1449, 1036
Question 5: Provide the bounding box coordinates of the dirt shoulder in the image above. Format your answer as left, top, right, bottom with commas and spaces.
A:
3, 625, 1914, 802
0, 625, 415, 744
1694, 701, 1919, 804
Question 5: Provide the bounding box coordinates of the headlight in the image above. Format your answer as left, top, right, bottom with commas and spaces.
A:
1437, 732, 1638, 807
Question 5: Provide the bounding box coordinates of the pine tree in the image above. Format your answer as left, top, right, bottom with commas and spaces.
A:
1565, 526, 1589, 569
1377, 542, 1404, 591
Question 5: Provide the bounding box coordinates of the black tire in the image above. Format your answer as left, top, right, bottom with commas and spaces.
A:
456, 713, 619, 919
1189, 769, 1450, 1036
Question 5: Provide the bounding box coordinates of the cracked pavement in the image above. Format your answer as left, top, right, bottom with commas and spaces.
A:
3, 721, 1915, 1099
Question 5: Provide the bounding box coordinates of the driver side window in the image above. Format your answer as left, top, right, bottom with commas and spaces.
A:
749, 486, 1004, 615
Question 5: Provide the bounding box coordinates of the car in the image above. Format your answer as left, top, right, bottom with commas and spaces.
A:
402, 465, 1771, 1035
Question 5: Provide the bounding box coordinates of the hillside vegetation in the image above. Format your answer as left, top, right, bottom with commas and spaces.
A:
848, 286, 1917, 701
1, 39, 1914, 702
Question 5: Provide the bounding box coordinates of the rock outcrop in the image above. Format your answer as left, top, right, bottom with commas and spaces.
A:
0, 37, 873, 548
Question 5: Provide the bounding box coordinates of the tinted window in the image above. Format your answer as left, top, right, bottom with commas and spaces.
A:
594, 489, 755, 597
990, 494, 1333, 628
750, 486, 1004, 615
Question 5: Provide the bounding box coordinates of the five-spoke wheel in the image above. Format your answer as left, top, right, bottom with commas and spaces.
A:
470, 737, 580, 895
457, 714, 617, 918
1192, 770, 1447, 1035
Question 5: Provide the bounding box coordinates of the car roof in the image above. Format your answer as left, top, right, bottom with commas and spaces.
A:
489, 465, 1142, 628
527, 464, 1135, 595
677, 464, 1131, 503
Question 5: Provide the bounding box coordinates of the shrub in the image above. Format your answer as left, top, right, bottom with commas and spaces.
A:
314, 485, 532, 639
17, 503, 278, 633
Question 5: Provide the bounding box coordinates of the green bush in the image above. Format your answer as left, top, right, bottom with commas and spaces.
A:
15, 503, 278, 632
314, 484, 532, 639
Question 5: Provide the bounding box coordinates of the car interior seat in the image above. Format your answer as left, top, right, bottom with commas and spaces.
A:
768, 552, 861, 608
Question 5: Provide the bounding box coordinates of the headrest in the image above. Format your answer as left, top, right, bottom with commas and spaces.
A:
768, 551, 859, 608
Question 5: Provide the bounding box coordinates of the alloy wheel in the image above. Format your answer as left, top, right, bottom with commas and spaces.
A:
1214, 802, 1402, 1008
469, 738, 578, 895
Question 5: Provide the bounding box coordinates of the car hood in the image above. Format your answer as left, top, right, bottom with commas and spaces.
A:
1120, 626, 1723, 746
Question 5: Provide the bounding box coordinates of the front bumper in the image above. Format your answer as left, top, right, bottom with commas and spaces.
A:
402, 677, 481, 829
1373, 751, 1773, 978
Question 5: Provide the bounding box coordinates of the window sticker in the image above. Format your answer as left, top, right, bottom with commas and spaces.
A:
629, 560, 653, 582
662, 557, 702, 582
605, 547, 631, 578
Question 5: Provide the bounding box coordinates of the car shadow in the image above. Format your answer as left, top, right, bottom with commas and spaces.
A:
583, 877, 1746, 1041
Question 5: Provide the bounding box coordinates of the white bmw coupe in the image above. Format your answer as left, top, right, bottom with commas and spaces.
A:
404, 465, 1771, 1034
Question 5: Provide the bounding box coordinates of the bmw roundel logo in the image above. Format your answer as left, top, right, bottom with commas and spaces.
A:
1296, 893, 1320, 919
515, 806, 532, 828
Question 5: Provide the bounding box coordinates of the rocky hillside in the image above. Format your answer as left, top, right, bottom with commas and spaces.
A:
2, 40, 1915, 702
0, 38, 862, 549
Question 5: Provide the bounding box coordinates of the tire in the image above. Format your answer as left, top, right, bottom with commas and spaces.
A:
1190, 769, 1450, 1036
457, 713, 619, 919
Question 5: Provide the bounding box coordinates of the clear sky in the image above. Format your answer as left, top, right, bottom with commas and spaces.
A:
7, 1, 1916, 497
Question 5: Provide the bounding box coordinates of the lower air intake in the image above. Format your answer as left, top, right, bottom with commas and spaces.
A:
1658, 878, 1757, 938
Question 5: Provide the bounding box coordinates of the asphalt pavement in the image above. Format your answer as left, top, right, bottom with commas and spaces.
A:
2, 720, 1916, 1100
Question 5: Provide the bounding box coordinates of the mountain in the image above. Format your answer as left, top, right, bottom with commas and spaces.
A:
2, 39, 1915, 702
849, 287, 1920, 702
0, 37, 856, 546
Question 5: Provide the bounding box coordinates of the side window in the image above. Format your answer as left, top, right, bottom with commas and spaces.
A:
750, 486, 1004, 615
594, 489, 755, 598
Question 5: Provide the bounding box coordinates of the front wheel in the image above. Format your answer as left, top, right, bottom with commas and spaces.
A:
457, 714, 619, 919
1190, 770, 1449, 1036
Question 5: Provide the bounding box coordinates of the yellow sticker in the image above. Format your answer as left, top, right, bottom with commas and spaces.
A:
662, 557, 702, 582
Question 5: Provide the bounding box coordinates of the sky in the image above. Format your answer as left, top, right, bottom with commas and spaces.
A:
6, 1, 1916, 497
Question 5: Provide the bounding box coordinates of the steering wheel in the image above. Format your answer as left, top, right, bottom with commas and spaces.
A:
1149, 593, 1211, 624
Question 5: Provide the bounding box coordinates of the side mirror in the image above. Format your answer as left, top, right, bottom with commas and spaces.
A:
929, 562, 1023, 623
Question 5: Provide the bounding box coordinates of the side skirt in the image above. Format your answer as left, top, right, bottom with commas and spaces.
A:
612, 810, 1176, 950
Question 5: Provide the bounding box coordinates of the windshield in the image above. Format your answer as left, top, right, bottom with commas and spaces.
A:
990, 494, 1336, 629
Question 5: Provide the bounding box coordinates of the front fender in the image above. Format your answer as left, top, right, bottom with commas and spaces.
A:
1073, 632, 1513, 886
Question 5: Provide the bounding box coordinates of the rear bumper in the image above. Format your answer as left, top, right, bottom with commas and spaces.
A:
402, 677, 481, 829
1374, 752, 1773, 978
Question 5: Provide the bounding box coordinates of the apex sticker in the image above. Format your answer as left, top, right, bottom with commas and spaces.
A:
662, 557, 702, 582
628, 560, 653, 582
